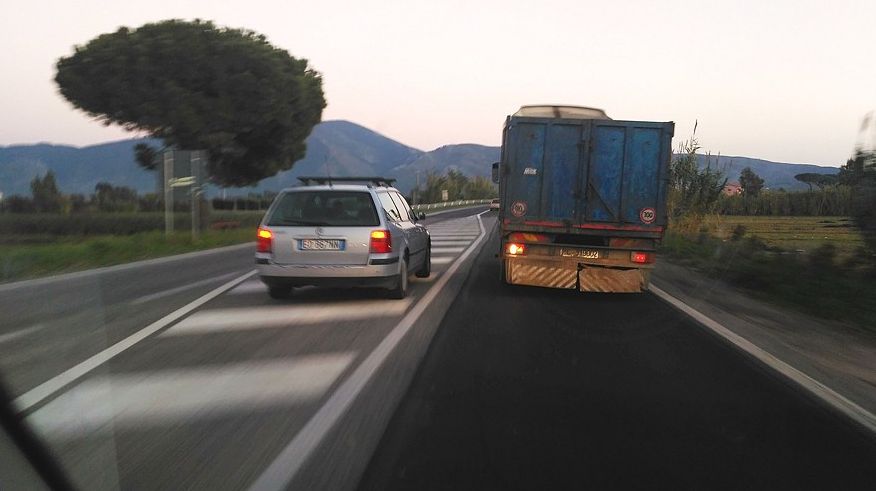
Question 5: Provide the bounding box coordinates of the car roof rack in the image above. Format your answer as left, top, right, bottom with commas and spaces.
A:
297, 176, 397, 187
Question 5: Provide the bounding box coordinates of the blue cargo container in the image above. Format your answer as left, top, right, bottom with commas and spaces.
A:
493, 105, 674, 292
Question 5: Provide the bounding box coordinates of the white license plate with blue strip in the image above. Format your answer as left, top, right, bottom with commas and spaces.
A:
299, 239, 345, 251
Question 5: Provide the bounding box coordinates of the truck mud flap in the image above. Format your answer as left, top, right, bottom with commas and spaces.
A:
578, 267, 645, 293
507, 259, 577, 289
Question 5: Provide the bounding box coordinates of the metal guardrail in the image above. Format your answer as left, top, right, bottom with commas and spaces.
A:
411, 199, 493, 212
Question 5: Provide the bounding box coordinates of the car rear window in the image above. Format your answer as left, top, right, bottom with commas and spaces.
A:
266, 191, 379, 226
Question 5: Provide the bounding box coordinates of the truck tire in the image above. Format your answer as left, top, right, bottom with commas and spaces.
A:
499, 257, 508, 284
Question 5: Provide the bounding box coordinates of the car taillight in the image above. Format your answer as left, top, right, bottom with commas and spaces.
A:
631, 251, 654, 264
257, 227, 273, 253
506, 243, 525, 255
370, 230, 392, 253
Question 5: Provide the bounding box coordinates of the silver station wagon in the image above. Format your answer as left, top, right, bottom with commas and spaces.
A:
255, 177, 431, 299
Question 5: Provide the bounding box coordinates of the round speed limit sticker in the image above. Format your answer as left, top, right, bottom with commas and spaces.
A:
511, 201, 527, 217
639, 207, 656, 224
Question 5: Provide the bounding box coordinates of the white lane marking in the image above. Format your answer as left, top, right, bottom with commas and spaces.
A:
0, 323, 48, 345
431, 247, 466, 254
28, 354, 355, 438
160, 299, 412, 336
650, 284, 876, 435
430, 240, 472, 246
13, 270, 258, 413
247, 210, 489, 491
430, 256, 454, 265
227, 280, 268, 295
129, 271, 243, 305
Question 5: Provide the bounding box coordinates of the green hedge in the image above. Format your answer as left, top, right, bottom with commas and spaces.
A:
0, 211, 265, 236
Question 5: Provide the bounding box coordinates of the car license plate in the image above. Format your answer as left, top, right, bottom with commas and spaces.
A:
300, 239, 344, 251
560, 248, 600, 259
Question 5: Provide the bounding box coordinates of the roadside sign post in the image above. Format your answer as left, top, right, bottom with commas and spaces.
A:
163, 150, 174, 235
191, 151, 201, 240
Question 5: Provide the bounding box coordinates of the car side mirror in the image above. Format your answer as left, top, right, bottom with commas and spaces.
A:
417, 212, 426, 221
491, 162, 500, 183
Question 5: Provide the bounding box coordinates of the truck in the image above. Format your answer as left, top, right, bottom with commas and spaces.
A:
492, 105, 674, 293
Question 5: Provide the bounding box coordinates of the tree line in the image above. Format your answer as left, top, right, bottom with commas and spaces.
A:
414, 169, 497, 203
0, 171, 276, 214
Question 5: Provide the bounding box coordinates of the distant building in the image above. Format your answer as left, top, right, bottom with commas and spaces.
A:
723, 182, 743, 196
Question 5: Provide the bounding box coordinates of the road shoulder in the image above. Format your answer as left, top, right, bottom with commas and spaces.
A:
652, 261, 876, 426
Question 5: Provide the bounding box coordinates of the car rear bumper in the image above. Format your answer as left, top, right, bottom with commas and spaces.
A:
256, 258, 399, 288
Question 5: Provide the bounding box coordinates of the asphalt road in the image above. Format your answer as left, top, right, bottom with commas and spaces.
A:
3, 204, 875, 490
358, 225, 876, 490
0, 206, 488, 490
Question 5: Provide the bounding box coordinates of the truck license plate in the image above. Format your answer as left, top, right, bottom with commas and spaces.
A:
300, 239, 344, 251
560, 248, 600, 259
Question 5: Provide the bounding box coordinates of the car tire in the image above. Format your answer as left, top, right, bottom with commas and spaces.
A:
415, 245, 431, 278
268, 285, 293, 299
388, 257, 409, 299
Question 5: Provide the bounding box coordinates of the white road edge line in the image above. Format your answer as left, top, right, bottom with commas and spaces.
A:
129, 271, 244, 305
0, 323, 49, 345
247, 210, 489, 491
0, 242, 253, 293
13, 270, 258, 413
650, 284, 876, 435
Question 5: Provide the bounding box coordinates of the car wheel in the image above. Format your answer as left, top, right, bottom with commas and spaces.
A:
268, 285, 292, 299
388, 257, 409, 299
415, 245, 431, 278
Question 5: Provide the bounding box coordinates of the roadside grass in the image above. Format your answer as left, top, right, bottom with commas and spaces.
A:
0, 228, 254, 283
660, 218, 876, 332
711, 216, 865, 257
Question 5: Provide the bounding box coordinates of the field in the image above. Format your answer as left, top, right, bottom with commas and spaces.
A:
661, 215, 875, 331
710, 216, 866, 256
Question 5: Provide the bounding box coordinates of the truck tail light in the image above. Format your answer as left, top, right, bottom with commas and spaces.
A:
507, 243, 525, 255
370, 230, 392, 253
631, 251, 654, 264
257, 227, 273, 253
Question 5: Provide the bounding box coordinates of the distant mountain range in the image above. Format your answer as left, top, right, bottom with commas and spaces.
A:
0, 120, 841, 197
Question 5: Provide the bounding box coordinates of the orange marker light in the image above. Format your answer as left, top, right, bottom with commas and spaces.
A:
507, 243, 525, 255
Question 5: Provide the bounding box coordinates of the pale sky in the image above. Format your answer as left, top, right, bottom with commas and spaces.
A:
1, 0, 874, 166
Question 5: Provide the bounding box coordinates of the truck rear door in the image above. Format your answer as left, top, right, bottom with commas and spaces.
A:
502, 118, 673, 229
503, 120, 581, 223
585, 121, 672, 227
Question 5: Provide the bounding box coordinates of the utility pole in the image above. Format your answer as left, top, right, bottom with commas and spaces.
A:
163, 149, 174, 235
413, 170, 421, 205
